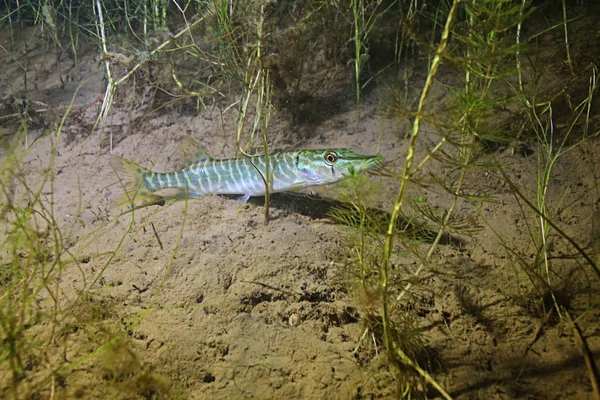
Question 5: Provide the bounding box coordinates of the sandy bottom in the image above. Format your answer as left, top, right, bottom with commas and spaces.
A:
1, 21, 599, 400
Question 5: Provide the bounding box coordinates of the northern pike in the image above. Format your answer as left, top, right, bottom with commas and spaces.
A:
112, 140, 384, 207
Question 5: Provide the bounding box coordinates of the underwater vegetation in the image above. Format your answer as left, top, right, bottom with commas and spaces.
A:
0, 0, 599, 398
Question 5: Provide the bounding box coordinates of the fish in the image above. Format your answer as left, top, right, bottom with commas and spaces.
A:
111, 139, 384, 208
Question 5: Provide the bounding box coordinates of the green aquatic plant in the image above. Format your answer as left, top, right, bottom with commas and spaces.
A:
0, 83, 181, 399
347, 0, 396, 122
330, 166, 447, 396
504, 62, 600, 313
339, 0, 567, 396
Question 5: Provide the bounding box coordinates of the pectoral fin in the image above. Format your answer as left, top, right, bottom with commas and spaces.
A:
238, 194, 251, 203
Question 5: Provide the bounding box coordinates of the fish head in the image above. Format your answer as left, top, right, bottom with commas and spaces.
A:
296, 148, 384, 185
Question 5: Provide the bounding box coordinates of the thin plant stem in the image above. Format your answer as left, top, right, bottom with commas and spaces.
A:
561, 0, 573, 75
381, 1, 460, 398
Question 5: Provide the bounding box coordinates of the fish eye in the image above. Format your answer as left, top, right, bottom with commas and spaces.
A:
324, 151, 338, 165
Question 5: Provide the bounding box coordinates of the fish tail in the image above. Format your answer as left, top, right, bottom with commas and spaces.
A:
111, 156, 157, 208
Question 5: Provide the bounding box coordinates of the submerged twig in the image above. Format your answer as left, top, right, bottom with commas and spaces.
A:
150, 222, 163, 250
566, 310, 600, 400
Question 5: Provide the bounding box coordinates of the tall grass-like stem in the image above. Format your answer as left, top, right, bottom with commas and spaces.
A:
380, 1, 460, 398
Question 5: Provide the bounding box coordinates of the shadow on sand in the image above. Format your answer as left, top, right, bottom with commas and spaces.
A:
248, 192, 461, 245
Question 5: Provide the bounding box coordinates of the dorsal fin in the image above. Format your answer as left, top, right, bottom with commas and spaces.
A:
172, 138, 213, 169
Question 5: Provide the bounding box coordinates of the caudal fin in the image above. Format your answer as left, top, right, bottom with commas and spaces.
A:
111, 156, 153, 208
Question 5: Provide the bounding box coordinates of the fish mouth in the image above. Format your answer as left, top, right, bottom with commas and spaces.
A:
363, 155, 385, 169
338, 153, 385, 176
373, 155, 385, 166
361, 155, 387, 176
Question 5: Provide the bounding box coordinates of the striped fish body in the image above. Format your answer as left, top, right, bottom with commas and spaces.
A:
147, 152, 314, 197
113, 148, 383, 206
